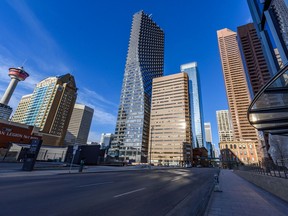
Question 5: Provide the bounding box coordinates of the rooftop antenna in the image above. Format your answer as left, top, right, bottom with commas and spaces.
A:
21, 59, 28, 67
149, 14, 152, 18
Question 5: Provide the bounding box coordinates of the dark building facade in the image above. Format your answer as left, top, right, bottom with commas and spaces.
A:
109, 11, 164, 163
238, 23, 272, 96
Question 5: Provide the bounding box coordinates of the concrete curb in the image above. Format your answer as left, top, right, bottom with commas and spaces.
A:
57, 167, 187, 175
203, 170, 221, 216
165, 169, 218, 216
0, 167, 188, 178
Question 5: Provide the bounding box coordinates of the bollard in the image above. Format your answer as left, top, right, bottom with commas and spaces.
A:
214, 173, 222, 192
79, 160, 85, 172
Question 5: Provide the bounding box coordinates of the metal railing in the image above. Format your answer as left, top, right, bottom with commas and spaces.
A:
238, 159, 288, 179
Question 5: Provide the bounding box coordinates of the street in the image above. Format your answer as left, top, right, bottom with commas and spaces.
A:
0, 168, 216, 216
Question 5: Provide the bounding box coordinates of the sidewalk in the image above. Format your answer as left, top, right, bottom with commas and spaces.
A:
206, 169, 288, 216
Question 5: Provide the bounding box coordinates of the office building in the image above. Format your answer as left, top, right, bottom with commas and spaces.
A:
217, 28, 261, 159
204, 122, 213, 143
237, 23, 272, 96
217, 29, 259, 142
247, 0, 288, 74
0, 67, 29, 120
216, 110, 234, 142
149, 73, 192, 166
13, 74, 77, 146
109, 11, 164, 163
180, 62, 206, 148
12, 94, 32, 123
65, 104, 94, 145
205, 122, 213, 158
100, 133, 114, 149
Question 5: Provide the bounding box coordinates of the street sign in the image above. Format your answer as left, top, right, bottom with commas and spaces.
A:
73, 145, 78, 155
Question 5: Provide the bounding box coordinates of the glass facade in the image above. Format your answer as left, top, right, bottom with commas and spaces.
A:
247, 0, 288, 74
109, 11, 164, 163
24, 80, 56, 127
180, 62, 206, 149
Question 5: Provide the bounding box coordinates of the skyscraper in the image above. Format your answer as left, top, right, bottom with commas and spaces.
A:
216, 110, 234, 142
0, 67, 29, 120
13, 74, 77, 146
217, 28, 261, 159
180, 62, 205, 149
109, 11, 164, 163
217, 29, 258, 142
204, 122, 213, 143
100, 133, 115, 150
12, 94, 32, 123
247, 0, 288, 74
204, 123, 214, 158
149, 73, 192, 166
65, 104, 94, 145
237, 23, 272, 96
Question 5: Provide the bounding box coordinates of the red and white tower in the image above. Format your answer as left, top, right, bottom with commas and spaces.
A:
0, 67, 29, 120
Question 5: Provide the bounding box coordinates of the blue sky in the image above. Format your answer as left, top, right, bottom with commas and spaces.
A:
0, 0, 254, 145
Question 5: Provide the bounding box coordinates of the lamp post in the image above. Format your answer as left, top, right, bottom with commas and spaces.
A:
149, 126, 154, 165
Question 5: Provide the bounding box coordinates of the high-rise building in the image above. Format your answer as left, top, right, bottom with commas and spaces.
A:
65, 104, 94, 145
0, 67, 29, 120
149, 73, 192, 166
217, 28, 261, 160
109, 11, 164, 163
180, 62, 206, 149
217, 28, 259, 142
13, 74, 77, 146
12, 94, 32, 123
216, 110, 234, 142
100, 133, 115, 150
247, 0, 288, 74
237, 23, 272, 96
204, 122, 213, 143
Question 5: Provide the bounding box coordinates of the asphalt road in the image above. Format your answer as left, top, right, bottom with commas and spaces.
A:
0, 168, 216, 216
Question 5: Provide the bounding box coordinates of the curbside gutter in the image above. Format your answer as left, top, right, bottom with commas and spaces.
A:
166, 169, 219, 216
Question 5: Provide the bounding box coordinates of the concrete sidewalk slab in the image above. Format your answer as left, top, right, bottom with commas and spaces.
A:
205, 169, 288, 216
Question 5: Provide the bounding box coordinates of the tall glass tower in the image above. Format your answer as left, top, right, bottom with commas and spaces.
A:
180, 62, 206, 149
247, 0, 288, 74
109, 11, 164, 163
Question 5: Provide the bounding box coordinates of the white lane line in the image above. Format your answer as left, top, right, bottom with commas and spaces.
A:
77, 181, 113, 188
113, 188, 146, 198
171, 177, 181, 182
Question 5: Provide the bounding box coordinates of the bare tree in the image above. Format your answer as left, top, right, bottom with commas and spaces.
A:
268, 134, 288, 168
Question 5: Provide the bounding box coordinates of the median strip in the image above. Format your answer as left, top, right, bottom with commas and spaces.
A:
113, 188, 146, 198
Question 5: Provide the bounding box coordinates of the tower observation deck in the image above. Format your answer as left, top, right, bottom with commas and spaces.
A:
0, 67, 29, 120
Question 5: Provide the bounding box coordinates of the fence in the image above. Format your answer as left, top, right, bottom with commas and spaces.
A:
238, 159, 288, 179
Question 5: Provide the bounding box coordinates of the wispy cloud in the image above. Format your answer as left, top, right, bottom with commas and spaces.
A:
78, 88, 118, 107
88, 130, 101, 143
77, 88, 117, 126
246, 16, 253, 23
4, 0, 70, 74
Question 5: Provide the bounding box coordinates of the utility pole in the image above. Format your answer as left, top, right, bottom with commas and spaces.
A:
149, 126, 154, 165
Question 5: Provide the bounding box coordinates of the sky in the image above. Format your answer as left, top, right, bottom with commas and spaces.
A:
0, 0, 254, 146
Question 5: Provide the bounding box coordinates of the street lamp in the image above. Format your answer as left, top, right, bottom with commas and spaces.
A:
149, 126, 154, 165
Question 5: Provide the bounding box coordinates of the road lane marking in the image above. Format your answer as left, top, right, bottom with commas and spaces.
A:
171, 177, 181, 182
113, 188, 146, 198
77, 181, 113, 188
